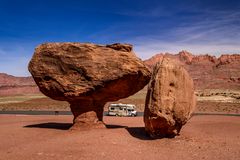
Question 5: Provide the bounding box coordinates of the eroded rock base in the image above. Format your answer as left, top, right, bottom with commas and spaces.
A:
144, 116, 182, 138
70, 101, 105, 130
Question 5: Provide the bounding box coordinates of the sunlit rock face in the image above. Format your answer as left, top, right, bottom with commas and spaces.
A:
144, 57, 196, 138
29, 42, 151, 129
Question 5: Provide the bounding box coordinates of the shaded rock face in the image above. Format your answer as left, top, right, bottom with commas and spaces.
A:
29, 43, 151, 129
144, 57, 196, 138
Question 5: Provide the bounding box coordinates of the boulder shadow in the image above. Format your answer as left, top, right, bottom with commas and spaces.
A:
25, 123, 126, 130
126, 127, 179, 140
126, 127, 155, 140
105, 124, 127, 129
24, 122, 72, 130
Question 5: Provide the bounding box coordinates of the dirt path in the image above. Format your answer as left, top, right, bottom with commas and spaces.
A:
0, 115, 239, 160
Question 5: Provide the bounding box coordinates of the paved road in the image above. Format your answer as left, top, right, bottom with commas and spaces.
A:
0, 111, 240, 117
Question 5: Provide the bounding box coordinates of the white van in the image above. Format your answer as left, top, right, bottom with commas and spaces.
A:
108, 103, 137, 117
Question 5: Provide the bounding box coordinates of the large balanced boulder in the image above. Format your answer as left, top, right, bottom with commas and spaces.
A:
144, 57, 196, 138
29, 43, 151, 129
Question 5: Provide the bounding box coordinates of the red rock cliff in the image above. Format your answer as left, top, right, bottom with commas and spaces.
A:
0, 73, 39, 96
144, 51, 240, 90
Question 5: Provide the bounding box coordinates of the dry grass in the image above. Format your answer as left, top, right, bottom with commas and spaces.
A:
0, 94, 45, 104
0, 97, 69, 111
195, 101, 240, 114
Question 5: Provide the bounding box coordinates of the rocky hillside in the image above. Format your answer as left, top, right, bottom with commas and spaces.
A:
144, 51, 240, 90
0, 73, 39, 96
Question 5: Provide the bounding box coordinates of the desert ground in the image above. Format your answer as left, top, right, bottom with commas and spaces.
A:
0, 115, 239, 160
0, 88, 240, 160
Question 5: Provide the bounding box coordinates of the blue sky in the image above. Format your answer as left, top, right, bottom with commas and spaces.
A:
0, 0, 239, 76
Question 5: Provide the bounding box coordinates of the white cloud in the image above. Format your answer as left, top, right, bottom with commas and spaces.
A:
131, 10, 240, 60
134, 40, 240, 60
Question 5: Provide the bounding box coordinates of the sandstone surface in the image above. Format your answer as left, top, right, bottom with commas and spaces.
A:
28, 43, 151, 129
144, 57, 196, 138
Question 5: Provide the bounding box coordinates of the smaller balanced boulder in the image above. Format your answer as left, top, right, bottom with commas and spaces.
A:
29, 43, 151, 129
144, 57, 196, 138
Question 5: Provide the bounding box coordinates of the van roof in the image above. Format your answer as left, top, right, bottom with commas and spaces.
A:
109, 103, 135, 107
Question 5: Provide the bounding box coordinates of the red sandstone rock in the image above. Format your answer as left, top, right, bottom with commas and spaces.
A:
144, 57, 196, 138
218, 54, 240, 65
178, 50, 194, 64
28, 43, 151, 129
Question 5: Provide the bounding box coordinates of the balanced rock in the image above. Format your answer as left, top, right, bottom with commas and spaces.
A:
144, 57, 196, 138
29, 43, 151, 129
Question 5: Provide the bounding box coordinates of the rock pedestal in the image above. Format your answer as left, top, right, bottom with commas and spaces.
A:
28, 43, 151, 129
144, 57, 196, 138
69, 100, 105, 129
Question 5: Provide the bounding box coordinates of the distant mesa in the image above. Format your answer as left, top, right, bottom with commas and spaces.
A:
28, 42, 151, 129
0, 73, 39, 96
144, 51, 240, 90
